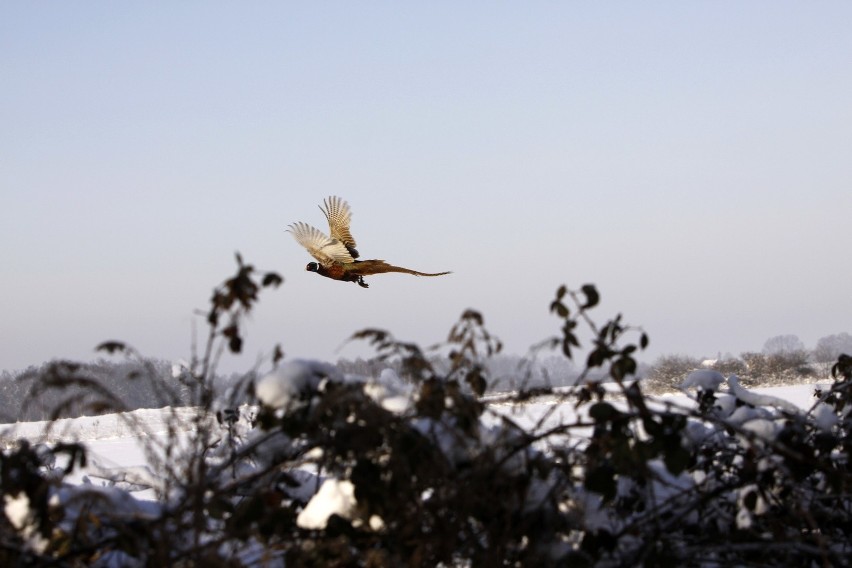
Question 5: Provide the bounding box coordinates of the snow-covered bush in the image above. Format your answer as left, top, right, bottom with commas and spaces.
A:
645, 354, 703, 394
3, 259, 852, 566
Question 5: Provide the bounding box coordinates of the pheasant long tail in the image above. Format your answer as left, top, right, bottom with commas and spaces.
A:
352, 260, 451, 277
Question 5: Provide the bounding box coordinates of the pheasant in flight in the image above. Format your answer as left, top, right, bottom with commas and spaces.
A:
287, 196, 451, 288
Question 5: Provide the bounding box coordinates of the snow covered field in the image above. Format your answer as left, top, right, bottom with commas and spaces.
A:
0, 380, 825, 499
0, 407, 204, 501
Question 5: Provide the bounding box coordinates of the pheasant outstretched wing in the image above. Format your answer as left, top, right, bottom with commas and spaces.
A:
319, 196, 359, 259
287, 222, 355, 267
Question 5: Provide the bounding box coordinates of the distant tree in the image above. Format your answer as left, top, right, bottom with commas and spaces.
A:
762, 334, 805, 355
538, 355, 578, 386
813, 332, 852, 364
483, 354, 577, 391
645, 354, 702, 393
645, 354, 752, 394
741, 350, 814, 385
709, 356, 748, 377
335, 357, 398, 378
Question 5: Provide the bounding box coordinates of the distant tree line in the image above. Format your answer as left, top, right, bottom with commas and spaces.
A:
336, 353, 595, 393
0, 359, 197, 423
2, 353, 586, 423
645, 332, 852, 393
0, 349, 605, 424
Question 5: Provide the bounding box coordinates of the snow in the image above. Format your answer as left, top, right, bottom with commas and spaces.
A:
727, 374, 801, 414
4, 492, 49, 553
85, 464, 161, 493
255, 359, 341, 409
736, 484, 769, 529
362, 368, 413, 413
739, 417, 780, 442
813, 402, 839, 431
296, 478, 357, 529
726, 404, 769, 425
1, 407, 199, 443
4, 492, 32, 531
711, 393, 738, 417
680, 369, 726, 391
645, 458, 694, 502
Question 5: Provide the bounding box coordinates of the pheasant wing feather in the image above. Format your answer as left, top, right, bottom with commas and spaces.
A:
320, 196, 359, 258
287, 222, 355, 267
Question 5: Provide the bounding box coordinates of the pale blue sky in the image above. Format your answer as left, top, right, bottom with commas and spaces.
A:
2, 3, 851, 373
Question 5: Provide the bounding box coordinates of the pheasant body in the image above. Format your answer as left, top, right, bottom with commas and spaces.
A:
310, 259, 450, 288
288, 197, 451, 288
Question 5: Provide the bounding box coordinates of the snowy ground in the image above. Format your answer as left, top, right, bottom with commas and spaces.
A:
488, 381, 825, 435
0, 381, 825, 502
0, 407, 203, 501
